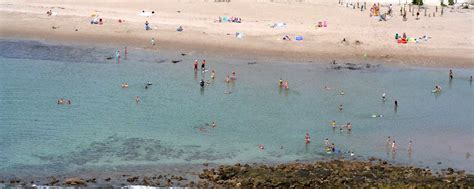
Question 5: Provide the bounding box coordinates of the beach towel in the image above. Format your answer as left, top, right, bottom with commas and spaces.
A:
271, 22, 287, 29
295, 36, 303, 41
139, 11, 154, 17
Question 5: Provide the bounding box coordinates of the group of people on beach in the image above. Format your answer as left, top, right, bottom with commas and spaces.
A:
386, 136, 413, 154
57, 98, 71, 105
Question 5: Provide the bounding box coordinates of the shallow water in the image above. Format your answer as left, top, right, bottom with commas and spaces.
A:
0, 40, 473, 177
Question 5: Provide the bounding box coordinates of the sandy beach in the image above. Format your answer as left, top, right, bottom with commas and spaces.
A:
0, 0, 473, 68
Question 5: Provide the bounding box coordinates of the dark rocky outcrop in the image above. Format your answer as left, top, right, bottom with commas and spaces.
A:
198, 160, 474, 187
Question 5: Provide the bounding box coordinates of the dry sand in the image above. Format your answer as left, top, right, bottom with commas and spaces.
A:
0, 0, 473, 67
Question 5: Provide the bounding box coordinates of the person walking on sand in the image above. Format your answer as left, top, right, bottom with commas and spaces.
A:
151, 38, 155, 46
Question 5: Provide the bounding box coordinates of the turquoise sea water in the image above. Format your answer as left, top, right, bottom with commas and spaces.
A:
0, 40, 473, 177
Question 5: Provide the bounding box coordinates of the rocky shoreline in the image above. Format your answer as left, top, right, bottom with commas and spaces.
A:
1, 158, 473, 187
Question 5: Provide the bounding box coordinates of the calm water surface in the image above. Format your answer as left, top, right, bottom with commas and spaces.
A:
0, 40, 473, 176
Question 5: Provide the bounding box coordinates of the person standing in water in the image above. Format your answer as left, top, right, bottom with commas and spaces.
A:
211, 70, 216, 79
391, 140, 397, 152
201, 59, 206, 70
200, 79, 205, 88
305, 132, 311, 144
408, 140, 413, 152
324, 138, 330, 147
225, 75, 230, 83
394, 100, 398, 107
193, 60, 198, 72
331, 120, 337, 128
124, 46, 128, 58
279, 78, 283, 87
338, 104, 343, 111
449, 69, 453, 80
386, 136, 391, 146
382, 93, 386, 101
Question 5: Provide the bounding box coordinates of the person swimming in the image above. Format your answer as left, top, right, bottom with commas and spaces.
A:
135, 96, 141, 103
346, 122, 352, 131
211, 121, 216, 128
200, 79, 205, 88
259, 144, 265, 150
145, 85, 148, 89
57, 98, 65, 105
340, 91, 345, 95
121, 83, 129, 88
231, 71, 236, 80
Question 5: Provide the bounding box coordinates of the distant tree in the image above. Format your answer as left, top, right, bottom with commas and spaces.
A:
448, 0, 454, 5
